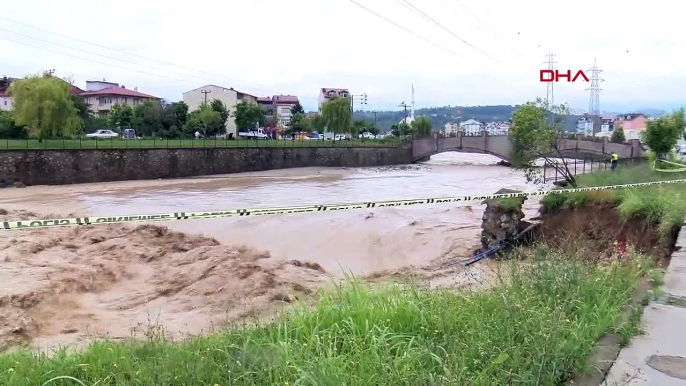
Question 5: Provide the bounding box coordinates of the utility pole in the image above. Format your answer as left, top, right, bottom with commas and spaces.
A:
201, 89, 211, 105
586, 58, 604, 135
399, 102, 409, 124
372, 110, 379, 127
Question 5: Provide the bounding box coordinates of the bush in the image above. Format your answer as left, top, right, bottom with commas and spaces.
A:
611, 126, 626, 143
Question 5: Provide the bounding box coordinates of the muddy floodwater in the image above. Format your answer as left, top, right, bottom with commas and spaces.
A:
0, 153, 545, 351
1, 153, 542, 275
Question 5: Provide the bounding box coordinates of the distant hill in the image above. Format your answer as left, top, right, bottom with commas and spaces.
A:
353, 105, 582, 133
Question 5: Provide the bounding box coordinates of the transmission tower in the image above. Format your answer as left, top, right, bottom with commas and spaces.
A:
586, 58, 604, 116
543, 51, 557, 110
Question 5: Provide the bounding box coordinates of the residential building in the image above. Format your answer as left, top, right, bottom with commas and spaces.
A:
444, 122, 459, 136
257, 96, 274, 117
80, 80, 158, 116
576, 116, 594, 136
613, 113, 647, 140
600, 115, 615, 133
0, 77, 14, 111
274, 95, 299, 127
484, 121, 510, 135
183, 84, 257, 137
318, 88, 350, 113
460, 119, 482, 135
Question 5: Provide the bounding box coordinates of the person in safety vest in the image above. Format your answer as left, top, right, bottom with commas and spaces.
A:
610, 153, 619, 171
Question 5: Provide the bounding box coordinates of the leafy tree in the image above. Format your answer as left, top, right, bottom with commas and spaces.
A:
352, 120, 367, 136
234, 100, 266, 132
366, 124, 379, 135
83, 116, 111, 134
321, 96, 352, 137
398, 122, 413, 136
8, 74, 82, 140
291, 101, 305, 116
289, 112, 310, 133
642, 109, 685, 159
210, 99, 230, 125
0, 110, 28, 139
610, 125, 626, 143
509, 100, 577, 187
161, 125, 182, 139
108, 103, 134, 130
412, 116, 432, 137
161, 101, 189, 130
131, 100, 163, 136
184, 103, 225, 137
390, 124, 400, 136
70, 95, 92, 123
310, 114, 326, 132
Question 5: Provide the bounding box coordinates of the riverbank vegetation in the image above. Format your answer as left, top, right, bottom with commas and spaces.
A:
541, 164, 686, 236
0, 244, 654, 385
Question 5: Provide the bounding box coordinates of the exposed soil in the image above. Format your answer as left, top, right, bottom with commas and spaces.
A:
0, 209, 330, 353
535, 204, 679, 263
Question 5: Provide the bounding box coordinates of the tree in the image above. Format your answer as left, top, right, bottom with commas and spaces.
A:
366, 124, 379, 135
390, 124, 400, 136
8, 74, 82, 141
83, 116, 111, 134
352, 120, 367, 136
210, 99, 230, 125
108, 103, 134, 130
291, 101, 305, 116
161, 101, 189, 130
233, 100, 266, 132
398, 122, 413, 136
642, 109, 685, 159
70, 95, 92, 123
310, 114, 326, 132
184, 103, 225, 137
132, 100, 163, 136
0, 110, 28, 139
289, 112, 310, 133
610, 125, 626, 143
509, 100, 577, 187
321, 96, 352, 137
412, 116, 432, 137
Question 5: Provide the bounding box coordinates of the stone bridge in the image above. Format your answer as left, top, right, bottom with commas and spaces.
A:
412, 132, 646, 162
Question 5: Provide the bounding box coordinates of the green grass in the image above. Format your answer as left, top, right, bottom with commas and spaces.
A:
541, 165, 686, 235
0, 137, 404, 150
0, 245, 650, 385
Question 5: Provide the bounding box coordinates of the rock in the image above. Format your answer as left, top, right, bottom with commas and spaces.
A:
500, 214, 508, 222
13, 181, 25, 188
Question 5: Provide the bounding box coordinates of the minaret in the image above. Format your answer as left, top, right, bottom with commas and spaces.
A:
410, 83, 415, 119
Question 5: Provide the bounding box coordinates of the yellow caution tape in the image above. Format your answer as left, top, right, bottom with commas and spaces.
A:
3, 178, 686, 231
651, 159, 686, 173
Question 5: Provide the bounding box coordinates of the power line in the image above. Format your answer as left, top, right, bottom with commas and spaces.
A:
0, 27, 270, 93
0, 16, 267, 89
0, 35, 201, 88
543, 51, 557, 112
398, 0, 501, 63
348, 0, 476, 64
586, 58, 604, 118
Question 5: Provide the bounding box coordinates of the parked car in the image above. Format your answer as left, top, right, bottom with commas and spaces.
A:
86, 130, 119, 139
358, 132, 376, 139
334, 134, 349, 141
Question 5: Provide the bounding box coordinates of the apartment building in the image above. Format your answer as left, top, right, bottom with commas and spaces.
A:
318, 88, 350, 113
460, 119, 482, 135
614, 113, 647, 140
79, 80, 158, 116
183, 84, 257, 137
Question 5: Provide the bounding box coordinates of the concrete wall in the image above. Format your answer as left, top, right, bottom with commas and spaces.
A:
0, 146, 413, 187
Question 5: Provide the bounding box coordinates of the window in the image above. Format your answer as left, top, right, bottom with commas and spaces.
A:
99, 97, 112, 105
3, 100, 6, 106
134, 98, 140, 105
123, 98, 128, 104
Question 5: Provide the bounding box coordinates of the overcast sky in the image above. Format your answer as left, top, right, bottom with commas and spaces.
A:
2, 0, 685, 113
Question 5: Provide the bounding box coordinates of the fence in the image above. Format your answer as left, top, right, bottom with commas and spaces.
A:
543, 157, 644, 183
0, 136, 407, 151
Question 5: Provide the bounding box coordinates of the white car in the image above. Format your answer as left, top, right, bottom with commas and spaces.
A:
86, 130, 119, 139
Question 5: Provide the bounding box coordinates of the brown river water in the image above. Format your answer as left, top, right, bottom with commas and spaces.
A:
0, 153, 545, 351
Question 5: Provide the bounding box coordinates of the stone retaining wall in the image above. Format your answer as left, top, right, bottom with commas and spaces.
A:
0, 146, 413, 187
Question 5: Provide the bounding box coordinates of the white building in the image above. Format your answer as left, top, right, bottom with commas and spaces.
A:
183, 84, 257, 138
460, 119, 482, 135
444, 122, 459, 135
318, 88, 350, 113
79, 80, 158, 116
1, 76, 16, 111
